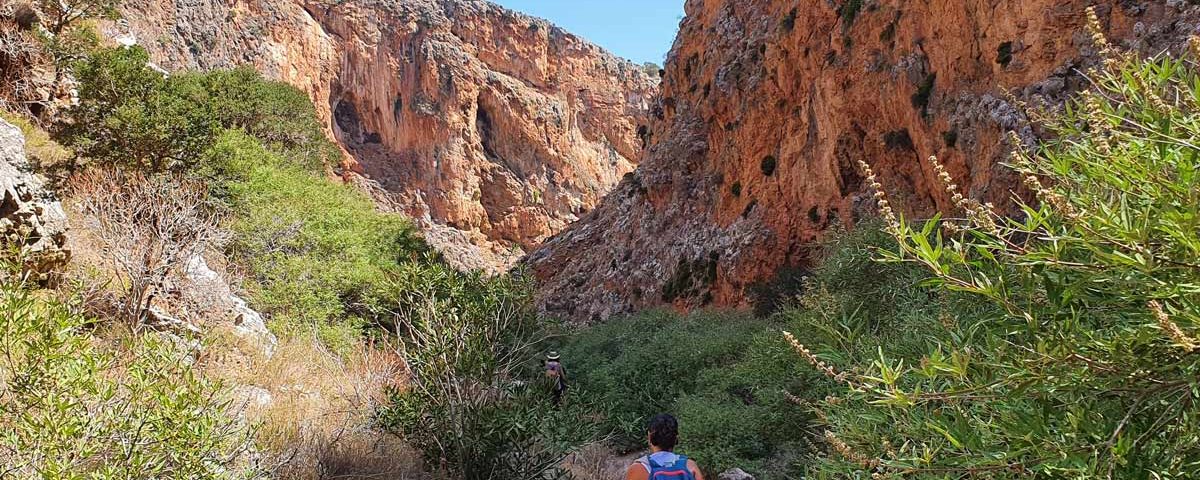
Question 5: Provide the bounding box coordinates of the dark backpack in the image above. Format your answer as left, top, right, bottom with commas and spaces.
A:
646, 454, 695, 480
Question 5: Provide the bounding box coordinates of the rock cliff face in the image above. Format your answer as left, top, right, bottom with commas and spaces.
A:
527, 0, 1199, 322
117, 0, 657, 271
0, 118, 69, 279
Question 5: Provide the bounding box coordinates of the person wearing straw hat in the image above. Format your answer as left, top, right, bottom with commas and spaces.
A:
545, 351, 568, 405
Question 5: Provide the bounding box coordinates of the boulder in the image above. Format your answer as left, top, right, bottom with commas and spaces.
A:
718, 468, 754, 480
0, 118, 69, 279
183, 254, 278, 357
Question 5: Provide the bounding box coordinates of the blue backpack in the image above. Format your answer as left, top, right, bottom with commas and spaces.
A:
646, 454, 695, 480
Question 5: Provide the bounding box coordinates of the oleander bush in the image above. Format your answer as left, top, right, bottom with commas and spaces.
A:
0, 264, 252, 479
794, 16, 1200, 478
379, 264, 599, 479
561, 309, 815, 477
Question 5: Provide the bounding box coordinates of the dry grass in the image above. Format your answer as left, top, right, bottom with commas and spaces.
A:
562, 443, 640, 480
57, 185, 426, 479
0, 109, 72, 179
211, 335, 425, 480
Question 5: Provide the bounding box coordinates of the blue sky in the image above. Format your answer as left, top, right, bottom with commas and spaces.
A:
493, 0, 686, 65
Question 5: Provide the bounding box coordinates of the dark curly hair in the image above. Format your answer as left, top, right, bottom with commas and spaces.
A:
647, 413, 679, 451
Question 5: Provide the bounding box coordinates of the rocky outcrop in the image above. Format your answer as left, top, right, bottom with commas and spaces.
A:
116, 0, 657, 271
528, 0, 1199, 322
718, 468, 755, 480
182, 255, 277, 357
0, 118, 68, 278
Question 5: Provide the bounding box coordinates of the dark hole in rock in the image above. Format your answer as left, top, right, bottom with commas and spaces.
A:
761, 155, 778, 176
883, 129, 915, 151
334, 99, 362, 142
996, 41, 1014, 68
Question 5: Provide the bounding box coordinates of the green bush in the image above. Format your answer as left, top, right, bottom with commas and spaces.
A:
186, 67, 336, 167
0, 276, 251, 479
561, 309, 814, 477
378, 265, 597, 479
202, 130, 427, 350
62, 46, 216, 171
910, 73, 936, 116
795, 23, 1200, 478
61, 46, 336, 172
840, 0, 863, 29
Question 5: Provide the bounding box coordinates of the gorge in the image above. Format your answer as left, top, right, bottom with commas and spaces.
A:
117, 0, 1200, 321
119, 0, 657, 271
4, 0, 1200, 478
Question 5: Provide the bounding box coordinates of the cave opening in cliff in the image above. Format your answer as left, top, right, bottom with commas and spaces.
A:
334, 99, 362, 144
476, 104, 498, 161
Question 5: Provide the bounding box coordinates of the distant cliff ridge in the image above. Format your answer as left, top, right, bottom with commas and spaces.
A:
119, 0, 657, 271
527, 0, 1200, 322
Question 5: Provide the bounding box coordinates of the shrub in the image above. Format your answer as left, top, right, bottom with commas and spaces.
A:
996, 41, 1014, 67
561, 310, 813, 476
32, 0, 119, 35
910, 72, 935, 116
840, 0, 863, 29
780, 8, 798, 33
187, 67, 336, 167
0, 273, 251, 478
940, 129, 958, 148
797, 16, 1200, 478
69, 168, 225, 324
61, 47, 337, 173
379, 264, 596, 479
760, 155, 777, 176
201, 130, 427, 348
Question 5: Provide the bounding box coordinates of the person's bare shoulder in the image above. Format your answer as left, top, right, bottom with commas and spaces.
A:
687, 459, 706, 480
625, 462, 649, 480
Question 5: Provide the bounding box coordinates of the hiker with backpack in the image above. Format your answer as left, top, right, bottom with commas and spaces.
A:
544, 351, 568, 405
625, 413, 705, 480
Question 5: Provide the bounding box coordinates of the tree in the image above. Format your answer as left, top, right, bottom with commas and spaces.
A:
62, 47, 217, 171
69, 168, 224, 325
33, 0, 120, 35
61, 47, 338, 172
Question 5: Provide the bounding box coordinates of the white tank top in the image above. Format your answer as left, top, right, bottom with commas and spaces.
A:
637, 451, 682, 472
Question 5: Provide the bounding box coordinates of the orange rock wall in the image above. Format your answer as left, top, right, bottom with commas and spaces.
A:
119, 0, 658, 271
527, 0, 1199, 321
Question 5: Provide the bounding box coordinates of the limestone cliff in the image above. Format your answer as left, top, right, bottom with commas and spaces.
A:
0, 118, 68, 279
117, 0, 657, 271
527, 0, 1200, 322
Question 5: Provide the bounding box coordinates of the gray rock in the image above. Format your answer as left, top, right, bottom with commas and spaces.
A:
184, 255, 278, 357
146, 306, 203, 335
232, 385, 274, 410
718, 468, 755, 480
0, 118, 69, 278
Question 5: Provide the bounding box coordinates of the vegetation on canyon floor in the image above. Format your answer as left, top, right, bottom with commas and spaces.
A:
2, 4, 1199, 480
